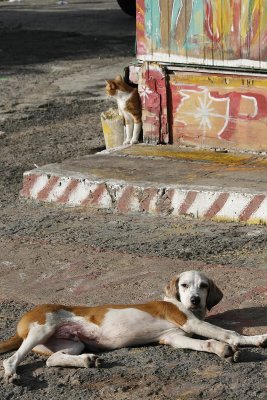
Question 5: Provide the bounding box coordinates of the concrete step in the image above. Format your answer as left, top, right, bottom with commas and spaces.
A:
20, 145, 267, 224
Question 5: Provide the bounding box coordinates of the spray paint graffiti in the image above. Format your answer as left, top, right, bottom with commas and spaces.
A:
137, 0, 267, 69
175, 89, 230, 142
134, 1, 267, 150
170, 73, 267, 149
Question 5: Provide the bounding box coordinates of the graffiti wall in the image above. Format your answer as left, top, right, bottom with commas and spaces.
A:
129, 63, 267, 150
137, 0, 267, 69
170, 71, 267, 150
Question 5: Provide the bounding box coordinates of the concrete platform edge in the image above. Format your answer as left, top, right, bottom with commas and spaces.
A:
20, 168, 267, 225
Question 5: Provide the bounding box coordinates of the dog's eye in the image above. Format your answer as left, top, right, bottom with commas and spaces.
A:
181, 283, 188, 288
200, 282, 208, 289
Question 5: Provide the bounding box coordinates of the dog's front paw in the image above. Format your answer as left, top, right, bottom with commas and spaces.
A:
4, 372, 20, 385
81, 354, 102, 368
259, 335, 267, 348
3, 359, 20, 384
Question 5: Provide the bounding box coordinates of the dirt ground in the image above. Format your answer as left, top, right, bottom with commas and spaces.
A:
0, 1, 267, 399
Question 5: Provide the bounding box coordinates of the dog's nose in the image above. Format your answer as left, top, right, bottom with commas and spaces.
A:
190, 295, 201, 306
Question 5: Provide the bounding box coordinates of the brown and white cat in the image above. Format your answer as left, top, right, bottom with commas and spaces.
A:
105, 75, 142, 145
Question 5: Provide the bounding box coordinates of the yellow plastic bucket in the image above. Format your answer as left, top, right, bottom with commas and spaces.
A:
101, 109, 125, 149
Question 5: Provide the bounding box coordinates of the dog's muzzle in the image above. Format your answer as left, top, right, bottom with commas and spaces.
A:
190, 295, 201, 306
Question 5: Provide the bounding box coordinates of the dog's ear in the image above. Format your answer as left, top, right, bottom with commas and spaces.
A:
165, 275, 180, 300
206, 279, 223, 311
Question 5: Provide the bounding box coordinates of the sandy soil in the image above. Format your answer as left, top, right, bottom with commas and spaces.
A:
0, 1, 267, 399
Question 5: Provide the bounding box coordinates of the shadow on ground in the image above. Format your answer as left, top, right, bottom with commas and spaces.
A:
0, 9, 136, 66
207, 306, 267, 331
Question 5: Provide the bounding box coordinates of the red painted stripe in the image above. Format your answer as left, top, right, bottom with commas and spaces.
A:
37, 176, 60, 201
179, 191, 198, 214
140, 188, 158, 212
57, 180, 79, 204
20, 174, 39, 198
204, 193, 230, 218
239, 194, 266, 221
117, 186, 136, 213
83, 183, 107, 206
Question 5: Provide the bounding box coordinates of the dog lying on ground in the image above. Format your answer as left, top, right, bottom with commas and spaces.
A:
1, 270, 266, 383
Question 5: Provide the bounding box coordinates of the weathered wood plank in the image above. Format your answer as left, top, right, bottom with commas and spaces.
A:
136, 0, 147, 57
137, 0, 267, 69
138, 63, 169, 144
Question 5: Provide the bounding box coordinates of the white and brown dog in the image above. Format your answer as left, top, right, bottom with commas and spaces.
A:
1, 270, 267, 383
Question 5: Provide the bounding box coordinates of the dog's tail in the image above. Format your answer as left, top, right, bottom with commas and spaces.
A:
0, 334, 22, 354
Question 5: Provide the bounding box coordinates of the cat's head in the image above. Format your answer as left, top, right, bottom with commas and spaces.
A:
105, 75, 127, 96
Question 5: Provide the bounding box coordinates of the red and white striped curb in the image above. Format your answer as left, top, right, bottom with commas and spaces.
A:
20, 170, 267, 224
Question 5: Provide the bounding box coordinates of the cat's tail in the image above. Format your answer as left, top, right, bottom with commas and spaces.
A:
0, 334, 22, 354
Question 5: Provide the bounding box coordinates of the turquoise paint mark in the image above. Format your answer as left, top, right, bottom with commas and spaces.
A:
144, 0, 205, 56
144, 0, 161, 50
144, 0, 153, 39
150, 0, 161, 50
185, 0, 204, 52
170, 0, 183, 52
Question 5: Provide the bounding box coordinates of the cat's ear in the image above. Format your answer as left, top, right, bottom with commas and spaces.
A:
115, 75, 123, 82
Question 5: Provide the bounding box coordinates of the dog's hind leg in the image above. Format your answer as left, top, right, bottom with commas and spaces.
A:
3, 322, 55, 384
46, 339, 100, 368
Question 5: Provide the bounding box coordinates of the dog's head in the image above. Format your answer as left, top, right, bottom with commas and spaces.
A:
164, 270, 223, 319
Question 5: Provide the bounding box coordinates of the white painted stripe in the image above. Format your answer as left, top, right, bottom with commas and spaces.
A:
138, 53, 264, 69
98, 187, 113, 208
148, 189, 162, 213
112, 184, 127, 203
129, 190, 141, 212
47, 177, 71, 202
187, 191, 222, 218
30, 174, 49, 198
68, 181, 97, 206
171, 189, 188, 215
249, 197, 267, 220
216, 193, 253, 219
